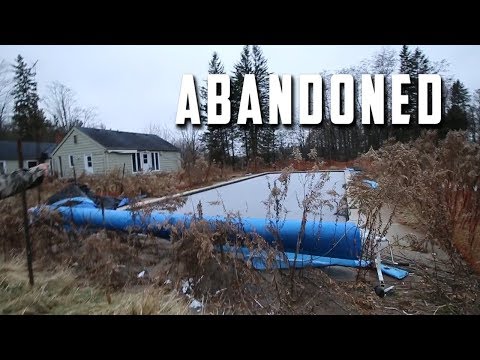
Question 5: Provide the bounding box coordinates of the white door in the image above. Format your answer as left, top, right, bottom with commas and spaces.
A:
142, 152, 150, 171
84, 154, 94, 174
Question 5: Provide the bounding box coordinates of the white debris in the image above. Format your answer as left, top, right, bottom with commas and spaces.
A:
181, 279, 193, 294
137, 270, 146, 278
189, 299, 203, 312
214, 288, 227, 296
163, 279, 172, 285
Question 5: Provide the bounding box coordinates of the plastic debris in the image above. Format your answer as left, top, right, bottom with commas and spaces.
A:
189, 299, 203, 312
181, 279, 193, 294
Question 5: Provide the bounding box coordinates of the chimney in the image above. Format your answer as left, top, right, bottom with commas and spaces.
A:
55, 130, 65, 144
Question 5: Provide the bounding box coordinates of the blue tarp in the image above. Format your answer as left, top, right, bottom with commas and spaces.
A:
229, 247, 408, 280
44, 199, 364, 260
38, 197, 408, 280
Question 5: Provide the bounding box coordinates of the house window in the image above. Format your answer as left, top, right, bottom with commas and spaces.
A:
150, 152, 160, 171
69, 155, 75, 167
143, 153, 148, 164
137, 153, 142, 171
132, 154, 137, 173
0, 161, 5, 174
132, 153, 143, 173
26, 160, 38, 168
73, 135, 78, 144
59, 156, 63, 177
86, 156, 92, 168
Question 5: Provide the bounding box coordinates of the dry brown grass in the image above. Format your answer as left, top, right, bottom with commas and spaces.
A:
0, 256, 188, 315
4, 142, 479, 314
358, 131, 480, 273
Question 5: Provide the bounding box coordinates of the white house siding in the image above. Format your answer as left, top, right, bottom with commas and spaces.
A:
51, 128, 181, 178
1, 159, 46, 173
105, 152, 135, 175
107, 151, 181, 174
3, 160, 17, 173
159, 151, 181, 172
52, 128, 106, 178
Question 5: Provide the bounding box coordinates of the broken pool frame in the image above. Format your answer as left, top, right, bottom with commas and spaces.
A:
32, 169, 407, 297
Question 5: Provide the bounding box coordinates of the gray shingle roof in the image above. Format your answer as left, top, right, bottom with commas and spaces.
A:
77, 127, 179, 152
0, 140, 56, 161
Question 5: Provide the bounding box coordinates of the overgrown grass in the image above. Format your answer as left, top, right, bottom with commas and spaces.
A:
355, 131, 480, 273
0, 256, 188, 315
3, 137, 479, 314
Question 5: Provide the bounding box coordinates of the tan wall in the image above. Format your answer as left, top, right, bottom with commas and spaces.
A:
159, 151, 181, 172
51, 128, 105, 178
106, 151, 181, 174
51, 128, 181, 178
1, 159, 46, 173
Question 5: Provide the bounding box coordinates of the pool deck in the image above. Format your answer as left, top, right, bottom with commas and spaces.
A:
117, 172, 270, 210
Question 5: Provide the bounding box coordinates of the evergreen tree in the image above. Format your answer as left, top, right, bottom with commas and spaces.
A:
470, 89, 480, 143
395, 45, 433, 142
11, 55, 49, 141
200, 52, 229, 165
230, 45, 274, 168
252, 45, 275, 165
231, 45, 254, 166
442, 80, 470, 136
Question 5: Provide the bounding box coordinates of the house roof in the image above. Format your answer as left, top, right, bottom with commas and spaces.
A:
0, 140, 57, 161
77, 127, 179, 152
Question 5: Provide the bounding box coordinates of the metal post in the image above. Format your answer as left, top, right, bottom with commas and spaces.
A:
17, 139, 34, 286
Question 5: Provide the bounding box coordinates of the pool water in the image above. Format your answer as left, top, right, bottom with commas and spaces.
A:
174, 171, 347, 222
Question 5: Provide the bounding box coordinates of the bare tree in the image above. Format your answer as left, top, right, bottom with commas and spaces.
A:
44, 81, 101, 132
145, 122, 176, 144
148, 121, 203, 173
470, 89, 480, 143
0, 60, 13, 132
176, 124, 202, 167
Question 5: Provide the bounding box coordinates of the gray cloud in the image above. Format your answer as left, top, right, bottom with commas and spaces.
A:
1, 45, 479, 132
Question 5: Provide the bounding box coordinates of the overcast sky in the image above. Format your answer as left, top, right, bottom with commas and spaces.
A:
1, 45, 479, 133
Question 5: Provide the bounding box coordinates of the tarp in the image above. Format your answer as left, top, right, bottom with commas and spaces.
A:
45, 203, 364, 260
230, 247, 408, 280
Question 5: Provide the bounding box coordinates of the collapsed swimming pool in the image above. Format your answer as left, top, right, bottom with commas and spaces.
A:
174, 171, 348, 222
31, 170, 412, 280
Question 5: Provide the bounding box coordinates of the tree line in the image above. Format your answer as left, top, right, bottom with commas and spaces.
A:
0, 55, 103, 142
2, 48, 478, 169
196, 45, 480, 167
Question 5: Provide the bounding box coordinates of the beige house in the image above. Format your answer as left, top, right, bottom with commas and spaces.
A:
50, 127, 181, 178
0, 140, 56, 174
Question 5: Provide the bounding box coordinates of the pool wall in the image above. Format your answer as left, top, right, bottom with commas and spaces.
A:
49, 205, 363, 260
41, 170, 363, 260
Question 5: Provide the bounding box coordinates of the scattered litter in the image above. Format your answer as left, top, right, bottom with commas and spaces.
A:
163, 279, 172, 285
137, 270, 146, 278
363, 179, 379, 189
189, 299, 203, 312
253, 298, 264, 309
181, 278, 193, 295
214, 288, 227, 296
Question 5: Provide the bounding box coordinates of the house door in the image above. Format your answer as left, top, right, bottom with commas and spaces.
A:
142, 152, 150, 171
84, 154, 94, 174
